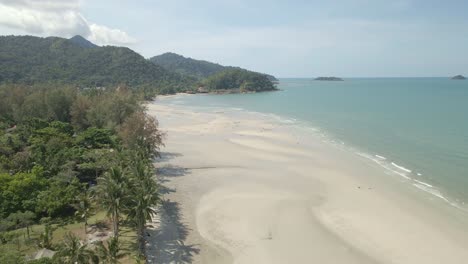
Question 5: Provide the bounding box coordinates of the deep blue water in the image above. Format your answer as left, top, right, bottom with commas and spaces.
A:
161, 78, 468, 207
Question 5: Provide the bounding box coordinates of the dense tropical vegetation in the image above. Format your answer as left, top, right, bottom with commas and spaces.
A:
149, 52, 227, 80
0, 35, 193, 94
0, 84, 162, 262
203, 69, 277, 92
150, 52, 278, 82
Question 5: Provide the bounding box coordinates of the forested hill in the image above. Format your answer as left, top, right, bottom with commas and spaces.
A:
149, 52, 225, 80
203, 68, 277, 92
149, 52, 278, 82
69, 35, 98, 48
0, 35, 192, 90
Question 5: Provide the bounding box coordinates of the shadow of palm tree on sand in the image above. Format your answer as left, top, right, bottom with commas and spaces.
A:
146, 155, 200, 263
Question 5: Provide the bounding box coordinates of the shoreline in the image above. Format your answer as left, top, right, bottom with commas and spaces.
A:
146, 100, 468, 264
156, 87, 280, 97
152, 93, 468, 213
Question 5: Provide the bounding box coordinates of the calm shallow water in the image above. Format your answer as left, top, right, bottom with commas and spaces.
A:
159, 78, 468, 208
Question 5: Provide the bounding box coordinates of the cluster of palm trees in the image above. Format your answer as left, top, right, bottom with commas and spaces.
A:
42, 109, 163, 263
52, 233, 125, 264
52, 157, 160, 263
95, 159, 159, 254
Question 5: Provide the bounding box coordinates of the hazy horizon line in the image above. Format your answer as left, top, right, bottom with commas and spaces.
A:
277, 76, 464, 79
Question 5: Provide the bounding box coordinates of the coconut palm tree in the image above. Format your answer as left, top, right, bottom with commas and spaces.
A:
126, 160, 159, 256
95, 167, 128, 238
73, 190, 93, 234
53, 232, 96, 264
95, 236, 126, 264
38, 223, 54, 250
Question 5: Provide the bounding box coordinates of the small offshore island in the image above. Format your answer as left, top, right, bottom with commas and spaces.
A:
452, 75, 466, 80
314, 76, 344, 81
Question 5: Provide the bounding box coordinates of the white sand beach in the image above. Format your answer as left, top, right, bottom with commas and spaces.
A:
145, 100, 468, 264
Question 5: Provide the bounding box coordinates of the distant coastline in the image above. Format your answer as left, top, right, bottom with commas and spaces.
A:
169, 87, 279, 96
314, 76, 344, 81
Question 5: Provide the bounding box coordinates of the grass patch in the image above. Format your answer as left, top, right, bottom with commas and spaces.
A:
0, 210, 141, 263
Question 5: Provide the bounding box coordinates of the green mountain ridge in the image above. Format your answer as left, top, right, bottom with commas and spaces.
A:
149, 52, 278, 82
149, 52, 225, 80
69, 35, 98, 49
0, 35, 192, 90
0, 35, 277, 95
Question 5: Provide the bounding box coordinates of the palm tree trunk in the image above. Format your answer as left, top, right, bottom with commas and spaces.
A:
84, 215, 88, 234
112, 212, 119, 238
138, 221, 145, 256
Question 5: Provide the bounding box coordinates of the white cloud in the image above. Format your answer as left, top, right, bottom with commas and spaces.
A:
89, 24, 136, 46
0, 0, 136, 45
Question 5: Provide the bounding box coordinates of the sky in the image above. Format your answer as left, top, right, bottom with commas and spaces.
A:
1, 0, 467, 77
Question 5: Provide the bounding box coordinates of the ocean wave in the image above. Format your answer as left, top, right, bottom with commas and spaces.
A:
375, 155, 387, 160
357, 152, 380, 163
391, 162, 412, 173
229, 107, 244, 111
357, 151, 466, 211
411, 183, 467, 213
414, 179, 433, 188
413, 183, 449, 202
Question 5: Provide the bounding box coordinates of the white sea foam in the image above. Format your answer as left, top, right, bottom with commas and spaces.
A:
391, 162, 412, 173
358, 152, 465, 210
414, 179, 433, 188
357, 152, 383, 165
413, 183, 448, 201
230, 107, 244, 111
390, 169, 412, 180
357, 153, 412, 180
346, 151, 466, 211
375, 155, 387, 160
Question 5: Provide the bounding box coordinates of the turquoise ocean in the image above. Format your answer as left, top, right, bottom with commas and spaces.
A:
160, 78, 468, 209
